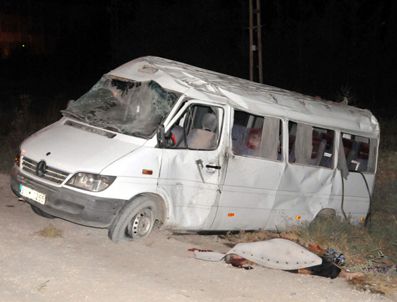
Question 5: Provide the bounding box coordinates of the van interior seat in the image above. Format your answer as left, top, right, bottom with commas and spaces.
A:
187, 113, 217, 150
171, 125, 185, 147
201, 113, 217, 132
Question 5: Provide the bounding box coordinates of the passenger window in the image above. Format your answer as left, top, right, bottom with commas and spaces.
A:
232, 110, 282, 161
167, 104, 222, 150
340, 133, 377, 173
288, 121, 334, 168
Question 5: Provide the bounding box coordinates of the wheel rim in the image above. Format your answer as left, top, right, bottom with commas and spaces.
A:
127, 208, 153, 238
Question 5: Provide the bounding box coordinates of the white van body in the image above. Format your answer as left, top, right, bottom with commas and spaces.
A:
11, 56, 379, 241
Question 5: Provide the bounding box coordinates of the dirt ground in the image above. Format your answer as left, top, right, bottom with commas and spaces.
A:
0, 174, 393, 302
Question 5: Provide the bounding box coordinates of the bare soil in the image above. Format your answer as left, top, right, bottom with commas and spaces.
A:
0, 174, 393, 302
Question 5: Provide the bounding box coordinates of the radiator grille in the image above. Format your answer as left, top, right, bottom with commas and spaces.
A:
21, 157, 69, 184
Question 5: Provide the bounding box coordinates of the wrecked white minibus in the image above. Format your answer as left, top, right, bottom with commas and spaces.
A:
11, 56, 379, 241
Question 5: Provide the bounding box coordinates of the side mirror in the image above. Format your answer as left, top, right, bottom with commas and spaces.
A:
157, 125, 166, 148
157, 125, 173, 148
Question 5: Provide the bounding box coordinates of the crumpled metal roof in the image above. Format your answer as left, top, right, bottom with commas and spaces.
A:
108, 56, 379, 137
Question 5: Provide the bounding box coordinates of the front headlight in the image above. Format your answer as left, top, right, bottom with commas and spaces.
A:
66, 172, 116, 192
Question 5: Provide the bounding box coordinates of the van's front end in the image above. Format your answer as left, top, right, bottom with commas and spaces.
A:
11, 75, 180, 232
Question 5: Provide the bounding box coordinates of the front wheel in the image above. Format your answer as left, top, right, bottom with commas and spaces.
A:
108, 197, 160, 242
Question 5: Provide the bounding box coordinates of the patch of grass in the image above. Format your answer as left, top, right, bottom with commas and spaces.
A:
350, 273, 397, 296
299, 217, 396, 278
36, 224, 63, 238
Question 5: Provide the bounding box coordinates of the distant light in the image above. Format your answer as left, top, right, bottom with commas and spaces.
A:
22, 44, 26, 48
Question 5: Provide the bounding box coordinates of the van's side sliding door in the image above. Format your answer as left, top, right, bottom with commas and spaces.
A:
211, 110, 284, 230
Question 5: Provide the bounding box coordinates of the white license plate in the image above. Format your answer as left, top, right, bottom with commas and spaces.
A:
19, 184, 46, 205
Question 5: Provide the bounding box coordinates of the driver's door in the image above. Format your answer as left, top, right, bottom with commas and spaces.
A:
157, 101, 227, 230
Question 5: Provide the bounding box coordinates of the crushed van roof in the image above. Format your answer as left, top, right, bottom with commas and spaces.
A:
108, 56, 379, 137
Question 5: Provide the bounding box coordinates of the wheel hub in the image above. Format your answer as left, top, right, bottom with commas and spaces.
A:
127, 208, 153, 238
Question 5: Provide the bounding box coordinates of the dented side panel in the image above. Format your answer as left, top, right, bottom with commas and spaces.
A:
211, 159, 373, 231
267, 164, 337, 229
157, 148, 222, 230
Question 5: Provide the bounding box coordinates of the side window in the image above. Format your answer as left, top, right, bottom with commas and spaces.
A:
288, 121, 334, 168
232, 110, 282, 161
167, 104, 222, 150
340, 133, 377, 173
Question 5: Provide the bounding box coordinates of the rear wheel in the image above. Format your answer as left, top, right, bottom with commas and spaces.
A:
30, 205, 55, 219
108, 197, 160, 242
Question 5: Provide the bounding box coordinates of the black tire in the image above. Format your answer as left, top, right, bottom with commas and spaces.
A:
30, 205, 55, 219
108, 196, 160, 242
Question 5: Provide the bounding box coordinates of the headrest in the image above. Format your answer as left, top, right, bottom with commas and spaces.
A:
202, 113, 217, 132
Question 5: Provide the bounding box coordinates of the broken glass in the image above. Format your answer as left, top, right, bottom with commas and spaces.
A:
62, 76, 180, 138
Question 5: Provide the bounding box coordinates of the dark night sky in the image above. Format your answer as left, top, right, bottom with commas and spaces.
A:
1, 0, 396, 118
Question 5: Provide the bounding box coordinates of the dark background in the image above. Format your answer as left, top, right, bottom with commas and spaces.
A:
1, 0, 396, 118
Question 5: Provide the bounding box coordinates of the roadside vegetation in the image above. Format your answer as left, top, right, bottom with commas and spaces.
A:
1, 93, 396, 295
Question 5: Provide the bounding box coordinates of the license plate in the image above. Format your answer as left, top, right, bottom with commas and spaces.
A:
19, 184, 46, 205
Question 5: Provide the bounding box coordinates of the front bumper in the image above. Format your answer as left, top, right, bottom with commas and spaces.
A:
10, 166, 126, 228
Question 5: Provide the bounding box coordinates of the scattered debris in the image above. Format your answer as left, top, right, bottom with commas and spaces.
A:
37, 280, 50, 292
324, 248, 346, 266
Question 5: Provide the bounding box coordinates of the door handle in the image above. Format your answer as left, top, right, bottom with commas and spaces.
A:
205, 164, 221, 170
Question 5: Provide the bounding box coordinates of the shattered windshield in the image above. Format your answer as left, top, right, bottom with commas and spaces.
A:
62, 76, 180, 138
